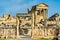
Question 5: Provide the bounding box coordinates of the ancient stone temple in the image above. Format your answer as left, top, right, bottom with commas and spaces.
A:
0, 3, 60, 39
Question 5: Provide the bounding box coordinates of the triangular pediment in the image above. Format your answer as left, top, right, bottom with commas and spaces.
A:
36, 3, 48, 7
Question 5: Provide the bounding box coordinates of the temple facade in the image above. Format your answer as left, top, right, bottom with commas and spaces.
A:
0, 3, 60, 39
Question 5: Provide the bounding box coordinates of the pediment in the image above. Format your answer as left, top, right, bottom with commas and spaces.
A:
36, 3, 48, 7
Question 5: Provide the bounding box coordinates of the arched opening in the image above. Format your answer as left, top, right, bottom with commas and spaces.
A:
23, 28, 28, 34
55, 28, 59, 36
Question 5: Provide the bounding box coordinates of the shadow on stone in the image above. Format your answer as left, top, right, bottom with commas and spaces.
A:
52, 37, 58, 40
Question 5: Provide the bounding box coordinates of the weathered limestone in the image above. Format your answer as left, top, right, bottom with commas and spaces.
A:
0, 3, 60, 39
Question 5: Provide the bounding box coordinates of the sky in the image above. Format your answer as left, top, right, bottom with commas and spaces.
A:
0, 0, 60, 17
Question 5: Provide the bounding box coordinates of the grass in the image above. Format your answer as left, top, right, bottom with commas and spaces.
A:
38, 38, 51, 40
33, 38, 51, 40
0, 38, 10, 40
0, 38, 51, 40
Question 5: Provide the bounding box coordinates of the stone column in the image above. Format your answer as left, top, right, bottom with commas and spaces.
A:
4, 28, 5, 37
32, 12, 35, 28
44, 9, 48, 37
44, 9, 48, 19
3, 24, 6, 38
16, 18, 19, 38
31, 12, 35, 38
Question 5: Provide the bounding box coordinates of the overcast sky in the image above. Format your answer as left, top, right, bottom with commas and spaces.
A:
0, 0, 60, 17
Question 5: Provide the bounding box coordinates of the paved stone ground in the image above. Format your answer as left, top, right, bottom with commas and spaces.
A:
16, 38, 32, 40
9, 35, 32, 40
17, 35, 32, 40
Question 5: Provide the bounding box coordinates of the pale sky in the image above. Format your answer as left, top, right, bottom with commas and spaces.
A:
0, 0, 60, 17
